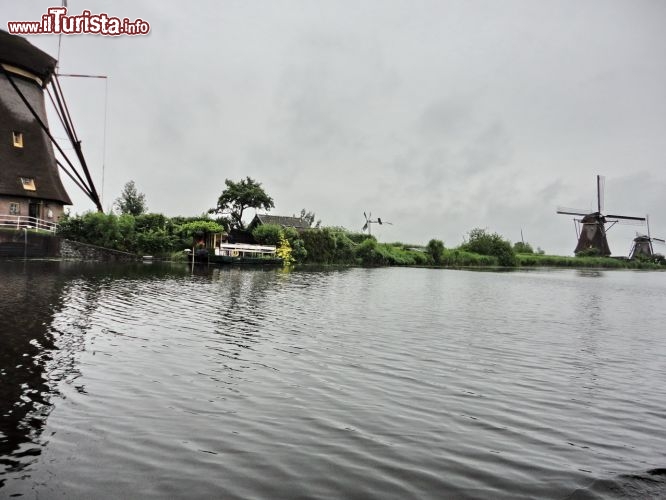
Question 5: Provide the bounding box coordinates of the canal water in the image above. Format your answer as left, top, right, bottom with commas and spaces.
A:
1, 261, 665, 499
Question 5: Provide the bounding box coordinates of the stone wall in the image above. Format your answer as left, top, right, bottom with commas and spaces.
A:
0, 230, 138, 261
0, 229, 60, 257
59, 239, 138, 261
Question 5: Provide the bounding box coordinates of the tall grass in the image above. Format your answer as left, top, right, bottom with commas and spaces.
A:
516, 253, 662, 269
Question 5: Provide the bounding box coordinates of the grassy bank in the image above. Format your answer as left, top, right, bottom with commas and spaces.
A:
516, 253, 664, 270
55, 214, 664, 270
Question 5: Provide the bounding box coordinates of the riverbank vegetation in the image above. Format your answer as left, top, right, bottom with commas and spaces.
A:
56, 178, 663, 269
56, 211, 222, 258
56, 211, 664, 269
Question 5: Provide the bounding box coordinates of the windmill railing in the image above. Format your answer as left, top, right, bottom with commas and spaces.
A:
0, 215, 58, 233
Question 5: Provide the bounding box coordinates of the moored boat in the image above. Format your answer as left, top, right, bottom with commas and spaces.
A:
210, 242, 282, 265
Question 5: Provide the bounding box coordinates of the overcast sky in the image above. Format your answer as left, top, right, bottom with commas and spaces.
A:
4, 0, 665, 255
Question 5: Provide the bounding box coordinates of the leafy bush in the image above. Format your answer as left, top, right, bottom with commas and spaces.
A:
460, 228, 516, 266
346, 232, 375, 244
137, 228, 177, 255
332, 231, 356, 263
301, 228, 335, 263
426, 239, 444, 265
175, 220, 224, 238
135, 213, 169, 233
513, 241, 534, 254
276, 233, 294, 265
300, 228, 357, 264
408, 249, 431, 265
283, 227, 308, 263
576, 248, 602, 257
355, 238, 386, 266
252, 223, 282, 246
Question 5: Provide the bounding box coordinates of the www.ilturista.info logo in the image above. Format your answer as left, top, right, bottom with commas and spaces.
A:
7, 7, 150, 36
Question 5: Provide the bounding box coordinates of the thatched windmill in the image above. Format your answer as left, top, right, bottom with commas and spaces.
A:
0, 29, 102, 226
629, 216, 665, 259
556, 175, 645, 256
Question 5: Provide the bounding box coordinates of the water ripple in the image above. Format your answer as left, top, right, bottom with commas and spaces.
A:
1, 263, 665, 498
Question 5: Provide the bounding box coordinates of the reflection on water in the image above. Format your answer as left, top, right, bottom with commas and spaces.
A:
1, 262, 665, 499
0, 263, 62, 483
0, 262, 192, 484
577, 269, 604, 278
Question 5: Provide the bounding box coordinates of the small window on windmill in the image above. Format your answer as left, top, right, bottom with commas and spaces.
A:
12, 131, 23, 148
9, 203, 20, 215
20, 177, 36, 191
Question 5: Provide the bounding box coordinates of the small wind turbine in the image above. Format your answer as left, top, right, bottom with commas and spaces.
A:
362, 212, 393, 236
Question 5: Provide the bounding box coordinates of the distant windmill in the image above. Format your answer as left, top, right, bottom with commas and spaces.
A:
362, 212, 392, 236
556, 175, 645, 256
629, 215, 665, 260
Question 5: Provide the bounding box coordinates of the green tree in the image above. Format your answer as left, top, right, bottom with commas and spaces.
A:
209, 177, 274, 230
114, 180, 147, 216
426, 239, 445, 265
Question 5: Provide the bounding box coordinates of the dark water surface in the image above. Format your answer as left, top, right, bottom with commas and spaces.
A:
1, 261, 665, 499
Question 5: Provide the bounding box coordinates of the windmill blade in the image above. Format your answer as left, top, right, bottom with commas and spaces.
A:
612, 219, 647, 227
362, 222, 368, 231
606, 214, 646, 221
377, 217, 382, 225
653, 237, 666, 243
557, 208, 590, 216
384, 222, 393, 225
363, 211, 367, 221
597, 175, 605, 214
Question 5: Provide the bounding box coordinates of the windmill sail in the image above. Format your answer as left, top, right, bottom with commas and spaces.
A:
605, 214, 646, 221
556, 207, 591, 217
